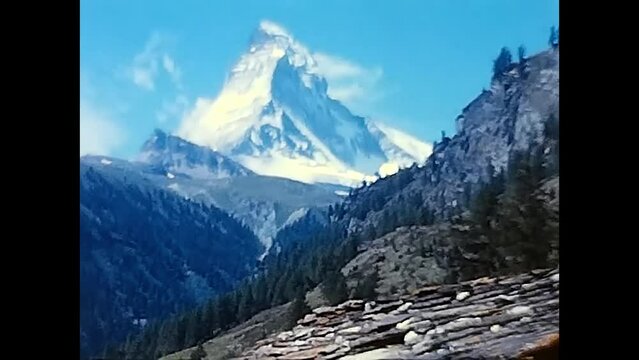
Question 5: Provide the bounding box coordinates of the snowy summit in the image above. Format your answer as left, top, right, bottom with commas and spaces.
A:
178, 21, 432, 186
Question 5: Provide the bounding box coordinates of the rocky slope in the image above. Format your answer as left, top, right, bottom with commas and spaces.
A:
340, 175, 560, 301
172, 268, 558, 360
338, 48, 559, 235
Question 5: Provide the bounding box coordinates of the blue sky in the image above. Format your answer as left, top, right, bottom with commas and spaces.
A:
80, 0, 559, 159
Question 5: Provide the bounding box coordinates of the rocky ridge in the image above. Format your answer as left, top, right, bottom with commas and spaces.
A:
340, 48, 559, 235
234, 268, 559, 360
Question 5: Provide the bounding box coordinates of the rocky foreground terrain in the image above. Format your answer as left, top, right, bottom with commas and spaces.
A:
232, 268, 559, 360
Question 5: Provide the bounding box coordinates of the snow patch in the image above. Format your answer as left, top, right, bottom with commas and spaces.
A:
100, 159, 112, 165
166, 172, 175, 179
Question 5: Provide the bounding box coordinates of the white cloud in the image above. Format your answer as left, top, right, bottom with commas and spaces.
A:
162, 54, 182, 88
156, 95, 189, 124
313, 52, 383, 106
80, 100, 125, 156
129, 32, 182, 91
132, 67, 156, 90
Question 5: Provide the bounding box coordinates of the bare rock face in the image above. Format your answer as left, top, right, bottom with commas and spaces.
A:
341, 49, 559, 233
341, 224, 460, 297
234, 268, 559, 359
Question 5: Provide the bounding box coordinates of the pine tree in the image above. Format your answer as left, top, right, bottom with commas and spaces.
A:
156, 318, 178, 357
190, 343, 207, 360
544, 114, 559, 141
549, 26, 558, 47
353, 270, 379, 301
252, 276, 268, 313
322, 270, 348, 305
493, 149, 551, 272
217, 294, 235, 330
184, 308, 204, 349
237, 286, 255, 322
492, 47, 512, 79
202, 299, 219, 339
518, 45, 526, 63
287, 289, 311, 327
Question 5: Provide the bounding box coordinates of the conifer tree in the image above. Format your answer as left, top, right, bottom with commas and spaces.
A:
518, 45, 526, 63
322, 270, 348, 305
353, 270, 379, 301
190, 343, 207, 360
493, 47, 512, 78
287, 289, 311, 328
548, 26, 558, 47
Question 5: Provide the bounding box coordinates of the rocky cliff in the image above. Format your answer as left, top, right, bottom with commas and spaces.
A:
340, 48, 559, 235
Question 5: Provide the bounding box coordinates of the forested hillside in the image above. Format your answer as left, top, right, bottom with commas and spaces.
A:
80, 162, 262, 359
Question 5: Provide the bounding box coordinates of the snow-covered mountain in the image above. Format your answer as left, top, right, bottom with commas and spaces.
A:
178, 21, 432, 186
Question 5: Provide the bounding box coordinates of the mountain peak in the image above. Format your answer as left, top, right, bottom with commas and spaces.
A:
257, 20, 292, 39
138, 132, 254, 179
177, 22, 432, 186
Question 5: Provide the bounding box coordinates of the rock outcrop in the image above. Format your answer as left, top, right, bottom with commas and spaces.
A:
340, 49, 559, 234
233, 268, 559, 359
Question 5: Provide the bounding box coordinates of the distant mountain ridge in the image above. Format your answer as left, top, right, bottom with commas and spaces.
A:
82, 129, 341, 250
137, 128, 255, 179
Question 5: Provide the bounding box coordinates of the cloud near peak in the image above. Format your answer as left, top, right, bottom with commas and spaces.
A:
80, 100, 125, 156
129, 32, 182, 91
313, 52, 383, 106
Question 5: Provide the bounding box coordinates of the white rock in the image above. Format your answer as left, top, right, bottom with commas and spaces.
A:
435, 326, 445, 334
404, 331, 421, 345
455, 291, 471, 301
364, 302, 374, 312
338, 326, 362, 334
551, 273, 559, 282
426, 329, 436, 335
497, 294, 518, 302
411, 336, 433, 352
396, 302, 413, 312
313, 306, 335, 315
277, 331, 292, 340
507, 305, 533, 316
490, 324, 501, 333
340, 348, 402, 360
396, 317, 415, 330
301, 314, 316, 323
520, 316, 532, 323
